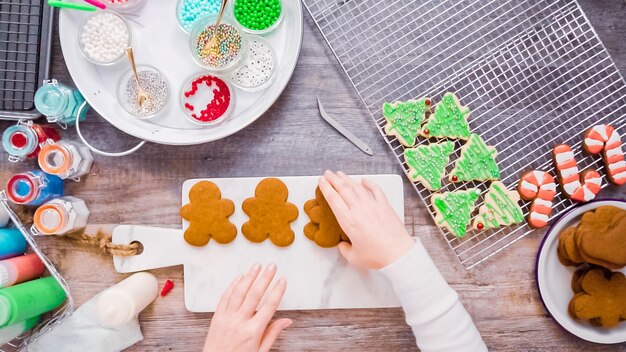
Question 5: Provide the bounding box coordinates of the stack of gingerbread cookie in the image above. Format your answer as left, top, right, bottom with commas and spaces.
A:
557, 205, 626, 328
557, 206, 626, 269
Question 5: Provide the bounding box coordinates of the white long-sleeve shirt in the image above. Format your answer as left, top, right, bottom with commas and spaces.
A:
379, 239, 487, 352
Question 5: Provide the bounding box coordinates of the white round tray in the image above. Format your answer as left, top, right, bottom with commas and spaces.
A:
59, 1, 303, 145
536, 200, 626, 344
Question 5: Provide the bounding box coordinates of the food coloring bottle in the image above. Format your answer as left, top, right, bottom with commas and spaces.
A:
0, 254, 45, 288
33, 197, 90, 236
34, 79, 88, 126
0, 229, 27, 260
6, 170, 64, 206
38, 140, 94, 181
1, 122, 60, 162
0, 276, 66, 328
0, 315, 40, 345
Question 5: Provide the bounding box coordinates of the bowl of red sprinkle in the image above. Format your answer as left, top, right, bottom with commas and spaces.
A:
180, 73, 234, 126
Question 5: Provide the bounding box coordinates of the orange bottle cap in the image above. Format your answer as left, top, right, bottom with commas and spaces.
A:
38, 143, 71, 176
34, 203, 66, 235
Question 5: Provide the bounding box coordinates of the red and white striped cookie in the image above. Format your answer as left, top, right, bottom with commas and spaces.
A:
553, 144, 602, 202
583, 124, 626, 185
517, 170, 557, 228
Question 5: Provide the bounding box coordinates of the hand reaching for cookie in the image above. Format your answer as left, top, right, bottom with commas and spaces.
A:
319, 171, 415, 270
203, 264, 291, 352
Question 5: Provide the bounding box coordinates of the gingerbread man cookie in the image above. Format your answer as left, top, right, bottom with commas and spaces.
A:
242, 178, 299, 247
304, 187, 349, 248
570, 268, 626, 328
180, 181, 237, 246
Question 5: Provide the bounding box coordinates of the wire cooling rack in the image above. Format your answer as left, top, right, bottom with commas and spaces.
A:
302, 0, 626, 268
0, 0, 53, 120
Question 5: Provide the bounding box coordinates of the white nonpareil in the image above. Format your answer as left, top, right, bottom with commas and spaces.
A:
80, 13, 130, 64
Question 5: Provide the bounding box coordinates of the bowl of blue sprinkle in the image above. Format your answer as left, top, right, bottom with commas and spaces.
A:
177, 0, 222, 34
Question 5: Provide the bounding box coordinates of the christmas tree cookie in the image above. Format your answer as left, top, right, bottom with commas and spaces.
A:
450, 133, 500, 182
383, 97, 431, 146
404, 141, 455, 190
421, 92, 471, 140
472, 181, 524, 230
432, 189, 481, 238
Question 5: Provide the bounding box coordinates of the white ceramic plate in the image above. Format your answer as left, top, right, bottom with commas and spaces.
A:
58, 1, 303, 145
536, 199, 626, 344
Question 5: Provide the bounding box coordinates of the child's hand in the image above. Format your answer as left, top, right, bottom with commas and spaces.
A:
203, 264, 291, 352
319, 171, 415, 270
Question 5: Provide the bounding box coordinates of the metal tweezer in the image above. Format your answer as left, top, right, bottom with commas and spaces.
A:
317, 97, 374, 156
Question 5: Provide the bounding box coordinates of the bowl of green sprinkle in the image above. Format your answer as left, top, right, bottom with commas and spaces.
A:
232, 0, 284, 36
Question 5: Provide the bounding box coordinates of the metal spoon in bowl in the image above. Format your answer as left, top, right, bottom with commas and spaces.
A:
125, 47, 150, 110
203, 0, 228, 57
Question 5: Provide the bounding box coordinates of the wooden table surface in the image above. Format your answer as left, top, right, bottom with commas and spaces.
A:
2, 1, 626, 351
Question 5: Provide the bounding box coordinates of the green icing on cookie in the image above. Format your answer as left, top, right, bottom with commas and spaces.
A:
404, 141, 454, 190
383, 98, 430, 146
475, 182, 524, 230
451, 133, 500, 182
421, 92, 471, 139
433, 189, 481, 238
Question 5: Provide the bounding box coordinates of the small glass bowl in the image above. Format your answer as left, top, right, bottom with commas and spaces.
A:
232, 0, 284, 36
180, 73, 235, 126
230, 36, 277, 92
188, 14, 247, 75
117, 65, 170, 120
102, 0, 146, 12
78, 11, 132, 66
176, 0, 222, 34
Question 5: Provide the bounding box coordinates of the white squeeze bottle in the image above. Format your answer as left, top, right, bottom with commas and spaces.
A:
96, 272, 158, 327
32, 196, 90, 235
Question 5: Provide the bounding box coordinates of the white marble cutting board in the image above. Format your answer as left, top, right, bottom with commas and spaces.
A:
112, 175, 404, 312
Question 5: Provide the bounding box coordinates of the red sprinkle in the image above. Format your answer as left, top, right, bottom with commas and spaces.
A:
451, 175, 458, 182
477, 223, 484, 230
423, 129, 430, 135
425, 99, 431, 106
160, 279, 174, 297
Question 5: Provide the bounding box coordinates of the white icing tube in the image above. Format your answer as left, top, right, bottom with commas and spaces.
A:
96, 272, 158, 327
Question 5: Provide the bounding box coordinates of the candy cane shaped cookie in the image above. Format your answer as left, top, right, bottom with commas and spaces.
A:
517, 171, 557, 228
583, 124, 626, 185
553, 144, 602, 202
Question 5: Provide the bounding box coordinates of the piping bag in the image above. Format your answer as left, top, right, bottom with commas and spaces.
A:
23, 272, 158, 352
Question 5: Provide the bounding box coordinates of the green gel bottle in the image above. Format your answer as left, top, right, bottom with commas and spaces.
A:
0, 276, 66, 327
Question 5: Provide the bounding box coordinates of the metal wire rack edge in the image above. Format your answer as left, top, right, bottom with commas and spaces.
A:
301, 0, 626, 269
